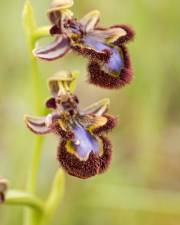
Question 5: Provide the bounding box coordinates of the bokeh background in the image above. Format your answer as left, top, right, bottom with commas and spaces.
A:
0, 0, 180, 224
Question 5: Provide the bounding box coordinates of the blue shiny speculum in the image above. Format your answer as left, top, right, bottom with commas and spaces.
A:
84, 34, 124, 74
72, 123, 99, 159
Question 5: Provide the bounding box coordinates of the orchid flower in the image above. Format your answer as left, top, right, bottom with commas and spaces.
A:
25, 71, 117, 179
34, 0, 135, 89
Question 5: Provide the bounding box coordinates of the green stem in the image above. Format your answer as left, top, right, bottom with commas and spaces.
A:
23, 2, 48, 225
5, 190, 44, 213
40, 169, 65, 225
24, 43, 44, 225
32, 26, 51, 41
27, 137, 44, 194
25, 39, 45, 225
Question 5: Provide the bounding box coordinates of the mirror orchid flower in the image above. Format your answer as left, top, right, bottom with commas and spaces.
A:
25, 71, 117, 179
34, 0, 135, 89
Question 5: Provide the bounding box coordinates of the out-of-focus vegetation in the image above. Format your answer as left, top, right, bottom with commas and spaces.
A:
0, 0, 180, 224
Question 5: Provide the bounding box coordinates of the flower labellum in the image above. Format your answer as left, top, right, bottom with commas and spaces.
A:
34, 0, 135, 89
25, 71, 117, 179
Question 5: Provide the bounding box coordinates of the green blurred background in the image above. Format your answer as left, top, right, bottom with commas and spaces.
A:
0, 0, 180, 224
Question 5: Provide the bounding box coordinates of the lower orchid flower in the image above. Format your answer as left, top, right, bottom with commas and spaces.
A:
25, 71, 117, 179
33, 0, 135, 89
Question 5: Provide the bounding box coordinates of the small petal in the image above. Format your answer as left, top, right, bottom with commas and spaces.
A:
77, 114, 106, 129
92, 114, 117, 135
80, 10, 100, 32
48, 10, 62, 27
24, 115, 51, 135
86, 25, 134, 45
81, 98, 110, 116
0, 178, 8, 204
93, 27, 127, 43
79, 114, 117, 135
33, 35, 70, 61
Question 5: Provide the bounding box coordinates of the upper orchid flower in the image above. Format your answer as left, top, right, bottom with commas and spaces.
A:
24, 71, 117, 179
34, 0, 135, 89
